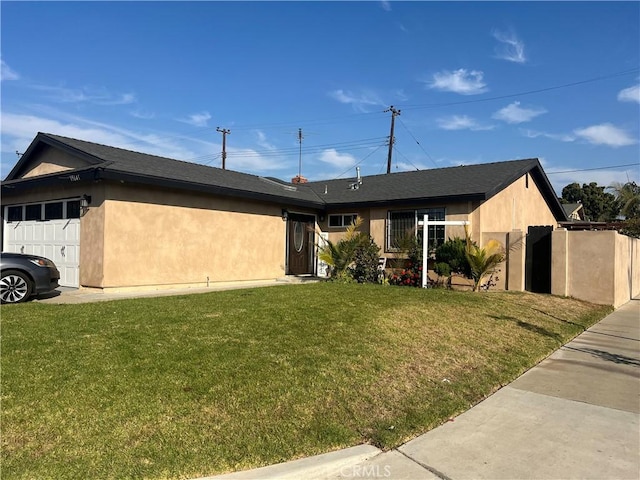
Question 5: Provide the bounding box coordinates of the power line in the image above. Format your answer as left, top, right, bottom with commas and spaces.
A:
224, 137, 388, 158
391, 145, 421, 171
546, 163, 640, 175
333, 143, 387, 180
400, 68, 640, 110
397, 117, 439, 168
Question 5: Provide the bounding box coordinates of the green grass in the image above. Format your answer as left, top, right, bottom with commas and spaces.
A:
1, 283, 611, 479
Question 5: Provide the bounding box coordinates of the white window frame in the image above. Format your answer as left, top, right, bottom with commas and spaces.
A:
328, 213, 358, 228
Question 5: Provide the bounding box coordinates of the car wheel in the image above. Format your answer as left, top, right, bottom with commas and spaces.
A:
0, 270, 33, 304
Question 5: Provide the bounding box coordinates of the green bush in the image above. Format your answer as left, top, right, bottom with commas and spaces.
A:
388, 229, 423, 287
434, 237, 472, 278
351, 235, 382, 283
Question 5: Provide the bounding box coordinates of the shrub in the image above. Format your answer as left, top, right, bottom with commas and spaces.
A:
351, 235, 383, 284
318, 218, 382, 284
388, 228, 423, 288
388, 260, 422, 287
434, 237, 472, 278
464, 226, 505, 292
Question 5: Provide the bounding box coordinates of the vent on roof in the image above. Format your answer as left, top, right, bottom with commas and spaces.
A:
349, 167, 363, 190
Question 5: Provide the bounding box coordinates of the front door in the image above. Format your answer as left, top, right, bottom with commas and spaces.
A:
287, 214, 315, 275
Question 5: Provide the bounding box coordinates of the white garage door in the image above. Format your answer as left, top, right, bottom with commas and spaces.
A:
3, 200, 81, 288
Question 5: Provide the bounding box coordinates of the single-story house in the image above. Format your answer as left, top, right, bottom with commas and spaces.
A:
562, 202, 586, 221
1, 132, 567, 292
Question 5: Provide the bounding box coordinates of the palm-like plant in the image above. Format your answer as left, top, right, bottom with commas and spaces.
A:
317, 217, 364, 280
464, 226, 506, 292
609, 181, 640, 220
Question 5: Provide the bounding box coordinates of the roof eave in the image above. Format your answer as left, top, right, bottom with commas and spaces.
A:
4, 132, 104, 181
96, 169, 325, 209
323, 193, 486, 210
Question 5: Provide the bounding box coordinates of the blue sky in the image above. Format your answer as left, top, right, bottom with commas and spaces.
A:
1, 1, 639, 195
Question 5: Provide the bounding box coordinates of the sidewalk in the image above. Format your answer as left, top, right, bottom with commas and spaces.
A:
203, 298, 640, 480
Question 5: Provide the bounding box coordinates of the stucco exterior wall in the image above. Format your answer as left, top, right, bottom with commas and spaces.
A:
552, 230, 639, 308
22, 145, 89, 178
79, 183, 106, 287
99, 183, 288, 288
479, 174, 558, 235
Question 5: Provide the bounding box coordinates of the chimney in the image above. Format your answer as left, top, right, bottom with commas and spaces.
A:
292, 175, 308, 184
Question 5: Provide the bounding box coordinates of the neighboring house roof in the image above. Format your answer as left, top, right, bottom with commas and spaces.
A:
2, 132, 567, 220
562, 203, 585, 221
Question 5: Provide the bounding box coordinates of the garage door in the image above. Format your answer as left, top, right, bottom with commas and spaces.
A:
3, 200, 81, 288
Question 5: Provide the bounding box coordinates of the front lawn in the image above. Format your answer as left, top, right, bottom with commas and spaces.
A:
1, 283, 611, 479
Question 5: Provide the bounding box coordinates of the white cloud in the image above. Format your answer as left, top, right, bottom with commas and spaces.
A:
617, 84, 640, 104
394, 89, 409, 101
1, 60, 19, 81
573, 123, 637, 147
426, 69, 488, 95
318, 148, 358, 168
492, 29, 527, 64
30, 84, 137, 105
328, 89, 385, 112
0, 109, 294, 179
254, 130, 277, 151
380, 1, 391, 11
179, 111, 211, 127
0, 111, 212, 168
521, 128, 575, 142
130, 109, 155, 120
224, 147, 290, 172
437, 115, 495, 131
493, 101, 547, 124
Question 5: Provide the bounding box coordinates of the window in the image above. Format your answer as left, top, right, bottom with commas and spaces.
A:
6, 199, 82, 222
387, 208, 446, 252
328, 214, 357, 228
417, 208, 445, 252
44, 202, 64, 220
7, 206, 23, 222
25, 204, 42, 221
67, 200, 81, 219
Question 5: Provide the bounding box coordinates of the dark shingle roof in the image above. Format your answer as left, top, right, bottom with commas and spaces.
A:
2, 132, 566, 220
4, 133, 324, 207
303, 159, 541, 206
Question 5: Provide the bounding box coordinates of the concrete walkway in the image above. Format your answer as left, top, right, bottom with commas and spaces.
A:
33, 277, 319, 304
204, 298, 640, 480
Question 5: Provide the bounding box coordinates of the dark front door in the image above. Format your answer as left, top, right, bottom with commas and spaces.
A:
287, 214, 315, 275
525, 225, 553, 293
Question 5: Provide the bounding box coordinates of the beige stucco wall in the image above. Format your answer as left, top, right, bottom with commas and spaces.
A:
79, 183, 106, 287
22, 145, 90, 178
97, 183, 290, 288
478, 174, 558, 237
552, 230, 639, 308
478, 174, 558, 291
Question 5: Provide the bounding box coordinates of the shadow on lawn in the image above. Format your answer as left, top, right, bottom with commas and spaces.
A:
489, 315, 563, 343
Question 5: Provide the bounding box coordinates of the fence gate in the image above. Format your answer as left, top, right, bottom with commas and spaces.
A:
525, 225, 553, 293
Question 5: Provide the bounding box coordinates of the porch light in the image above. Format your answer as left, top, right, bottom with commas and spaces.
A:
80, 194, 92, 217
281, 209, 289, 221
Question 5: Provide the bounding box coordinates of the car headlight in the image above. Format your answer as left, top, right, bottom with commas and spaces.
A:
29, 258, 55, 268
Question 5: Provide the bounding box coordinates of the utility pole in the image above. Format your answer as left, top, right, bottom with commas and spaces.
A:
216, 127, 230, 170
385, 106, 401, 174
297, 128, 303, 178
